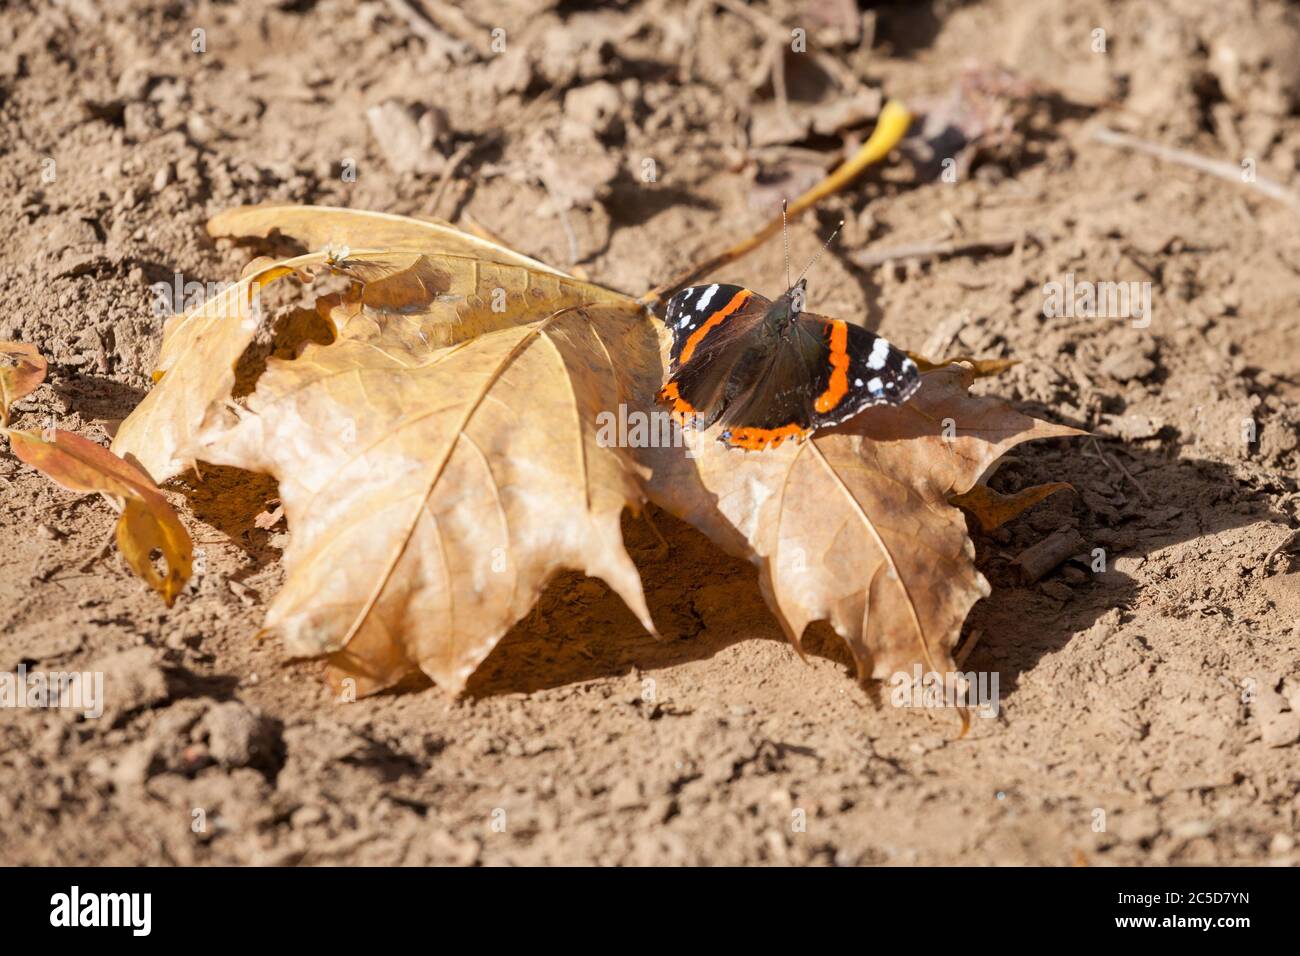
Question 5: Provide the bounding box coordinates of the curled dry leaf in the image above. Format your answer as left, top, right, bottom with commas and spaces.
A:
7, 428, 192, 606
113, 204, 1080, 700
0, 341, 48, 425
115, 205, 626, 484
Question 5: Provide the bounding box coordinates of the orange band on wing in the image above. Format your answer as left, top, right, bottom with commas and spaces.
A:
678, 289, 752, 365
722, 423, 809, 451
658, 380, 697, 424
813, 320, 850, 414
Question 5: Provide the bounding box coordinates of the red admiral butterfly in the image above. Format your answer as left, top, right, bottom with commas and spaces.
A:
656, 227, 920, 451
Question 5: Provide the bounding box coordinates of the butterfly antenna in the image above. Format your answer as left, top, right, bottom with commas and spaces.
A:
794, 219, 845, 286
781, 199, 792, 292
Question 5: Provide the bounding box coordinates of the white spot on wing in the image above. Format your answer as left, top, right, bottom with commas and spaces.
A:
867, 337, 891, 370
867, 376, 884, 394
696, 284, 720, 311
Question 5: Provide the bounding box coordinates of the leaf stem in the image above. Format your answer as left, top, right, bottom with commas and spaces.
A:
638, 100, 913, 307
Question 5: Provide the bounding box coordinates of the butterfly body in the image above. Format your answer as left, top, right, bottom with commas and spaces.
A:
658, 281, 920, 451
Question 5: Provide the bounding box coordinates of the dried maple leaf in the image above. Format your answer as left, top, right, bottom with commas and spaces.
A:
639, 360, 1081, 684
113, 230, 657, 695
112, 201, 1079, 702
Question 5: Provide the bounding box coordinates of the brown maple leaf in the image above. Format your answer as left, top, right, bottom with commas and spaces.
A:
107, 204, 1080, 703
639, 359, 1080, 684
112, 221, 658, 695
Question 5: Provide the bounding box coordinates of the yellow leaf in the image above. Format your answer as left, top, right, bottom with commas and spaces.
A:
0, 341, 48, 425
7, 428, 193, 605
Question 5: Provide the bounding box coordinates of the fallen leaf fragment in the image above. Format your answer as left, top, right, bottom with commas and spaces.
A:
951, 481, 1074, 532
0, 341, 48, 425
7, 428, 192, 605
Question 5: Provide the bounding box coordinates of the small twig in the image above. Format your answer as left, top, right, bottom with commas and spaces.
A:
1013, 528, 1087, 583
769, 39, 797, 130
713, 0, 798, 132
640, 100, 912, 305
850, 234, 1026, 269
751, 144, 843, 167
1087, 437, 1151, 505
1090, 126, 1300, 211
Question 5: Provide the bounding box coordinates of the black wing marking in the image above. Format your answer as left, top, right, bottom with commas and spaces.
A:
800, 315, 920, 428
663, 284, 770, 369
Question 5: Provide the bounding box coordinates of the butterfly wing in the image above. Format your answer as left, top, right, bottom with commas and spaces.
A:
799, 314, 920, 428
663, 284, 770, 369
659, 284, 771, 428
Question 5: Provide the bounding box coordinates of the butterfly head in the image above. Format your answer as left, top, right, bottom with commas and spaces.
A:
763, 278, 807, 332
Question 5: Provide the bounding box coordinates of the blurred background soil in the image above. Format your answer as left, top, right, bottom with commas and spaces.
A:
1, 0, 1299, 865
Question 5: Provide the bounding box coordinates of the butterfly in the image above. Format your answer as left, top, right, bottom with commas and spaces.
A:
656, 277, 921, 451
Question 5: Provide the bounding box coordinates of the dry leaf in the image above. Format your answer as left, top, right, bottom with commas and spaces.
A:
639, 361, 1082, 683
113, 220, 658, 694
0, 341, 48, 425
7, 428, 192, 605
113, 204, 1080, 699
950, 481, 1074, 533
193, 295, 659, 696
